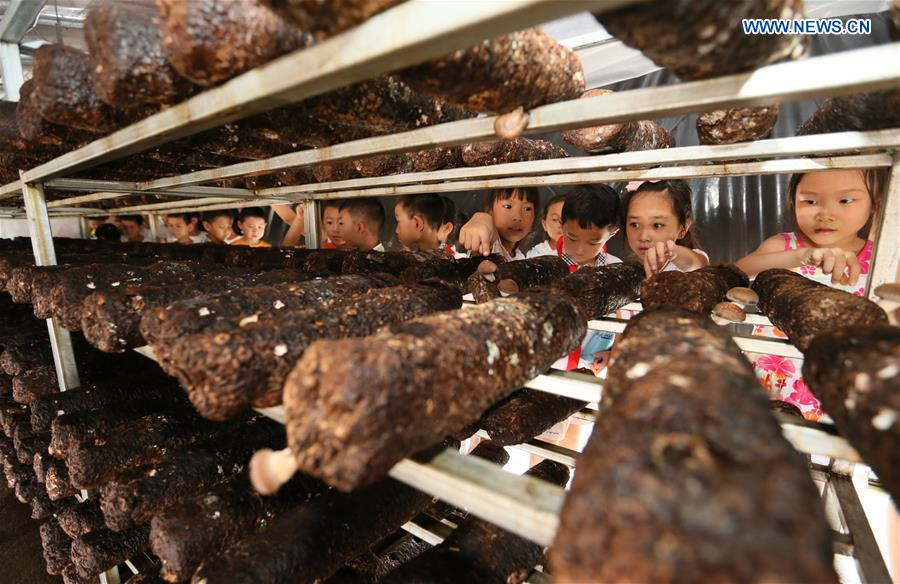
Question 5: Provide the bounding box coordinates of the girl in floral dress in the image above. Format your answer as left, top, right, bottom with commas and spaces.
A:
736, 168, 885, 420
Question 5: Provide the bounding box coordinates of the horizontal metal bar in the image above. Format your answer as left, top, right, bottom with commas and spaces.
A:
781, 424, 861, 463
0, 179, 22, 200
731, 334, 804, 359
45, 192, 128, 209
253, 406, 285, 424
102, 197, 257, 213
51, 153, 889, 215
102, 198, 291, 216
20, 0, 622, 184
142, 43, 900, 191
474, 430, 580, 467
587, 318, 804, 359
277, 154, 892, 202
43, 178, 138, 192
389, 448, 563, 547
45, 178, 257, 198
262, 128, 900, 198
525, 371, 602, 403
615, 302, 773, 327
401, 519, 451, 546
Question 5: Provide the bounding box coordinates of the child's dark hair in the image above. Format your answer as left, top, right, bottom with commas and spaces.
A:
238, 207, 268, 222
621, 180, 699, 249
321, 200, 341, 216
95, 223, 122, 242
440, 196, 456, 226
788, 168, 885, 238
562, 185, 620, 231
166, 212, 193, 224
399, 194, 445, 231
483, 187, 540, 213
340, 197, 385, 233
202, 210, 234, 223
119, 214, 143, 226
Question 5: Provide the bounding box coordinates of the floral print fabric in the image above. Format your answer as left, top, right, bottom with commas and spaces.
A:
748, 232, 872, 420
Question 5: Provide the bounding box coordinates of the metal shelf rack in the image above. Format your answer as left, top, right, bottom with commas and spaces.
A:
1, 2, 897, 581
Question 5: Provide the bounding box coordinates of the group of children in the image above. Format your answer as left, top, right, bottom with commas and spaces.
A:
91, 167, 884, 421
452, 168, 884, 422
91, 208, 274, 248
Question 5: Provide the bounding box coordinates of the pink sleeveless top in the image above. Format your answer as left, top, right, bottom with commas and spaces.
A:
749, 233, 873, 421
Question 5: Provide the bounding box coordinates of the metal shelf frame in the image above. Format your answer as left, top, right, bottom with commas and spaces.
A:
3, 4, 897, 581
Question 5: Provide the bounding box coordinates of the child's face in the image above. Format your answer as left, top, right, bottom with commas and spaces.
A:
795, 170, 873, 248
625, 191, 688, 259
322, 206, 346, 248
394, 202, 421, 248
335, 209, 365, 249
165, 217, 190, 241
562, 219, 617, 266
542, 200, 565, 244
120, 220, 143, 242
204, 216, 234, 244
239, 216, 267, 244
491, 196, 535, 246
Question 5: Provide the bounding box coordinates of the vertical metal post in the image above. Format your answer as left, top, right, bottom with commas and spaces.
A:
20, 177, 81, 391
303, 200, 320, 249
867, 154, 900, 299
830, 462, 892, 584
0, 42, 24, 101
147, 212, 160, 242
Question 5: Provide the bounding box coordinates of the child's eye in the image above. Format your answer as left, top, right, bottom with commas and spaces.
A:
524, 206, 533, 213
653, 223, 664, 229
840, 198, 856, 204
800, 199, 816, 205
628, 222, 638, 229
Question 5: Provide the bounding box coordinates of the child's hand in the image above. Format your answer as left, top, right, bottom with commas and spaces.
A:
643, 240, 677, 277
460, 213, 496, 256
801, 247, 862, 285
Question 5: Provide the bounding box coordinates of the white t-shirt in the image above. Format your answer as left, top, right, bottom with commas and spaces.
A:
526, 240, 555, 258
165, 232, 210, 244
491, 239, 525, 261
120, 227, 153, 243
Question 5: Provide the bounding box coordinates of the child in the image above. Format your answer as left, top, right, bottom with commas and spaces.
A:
736, 169, 883, 290
201, 210, 237, 245
394, 194, 445, 252
459, 187, 539, 260
334, 197, 385, 251
165, 213, 209, 244
621, 180, 710, 277
320, 201, 346, 249
736, 168, 885, 420
556, 185, 622, 271
118, 215, 148, 243
229, 207, 272, 247
527, 192, 566, 258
